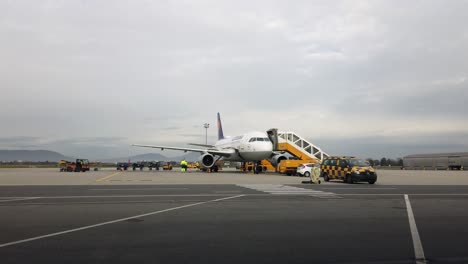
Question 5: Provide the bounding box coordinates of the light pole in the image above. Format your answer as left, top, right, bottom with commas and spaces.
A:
204, 123, 210, 144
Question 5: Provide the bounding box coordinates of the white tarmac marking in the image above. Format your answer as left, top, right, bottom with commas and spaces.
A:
0, 197, 40, 203
237, 184, 341, 198
0, 194, 237, 199
7, 200, 220, 205
322, 188, 397, 190
0, 194, 245, 248
88, 188, 188, 191
1, 193, 468, 200
340, 193, 468, 196
404, 194, 427, 264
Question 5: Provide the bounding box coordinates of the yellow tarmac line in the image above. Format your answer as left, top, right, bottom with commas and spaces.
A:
95, 172, 121, 182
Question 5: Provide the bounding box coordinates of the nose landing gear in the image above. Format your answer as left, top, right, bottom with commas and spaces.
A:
254, 161, 262, 174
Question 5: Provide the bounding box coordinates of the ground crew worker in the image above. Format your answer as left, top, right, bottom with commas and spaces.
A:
180, 159, 188, 172
310, 163, 321, 184
77, 160, 83, 172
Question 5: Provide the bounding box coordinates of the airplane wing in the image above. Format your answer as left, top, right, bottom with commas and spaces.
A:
131, 144, 235, 158
188, 143, 215, 148
132, 144, 205, 153
206, 148, 235, 157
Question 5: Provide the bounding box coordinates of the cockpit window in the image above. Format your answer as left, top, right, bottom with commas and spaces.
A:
264, 138, 270, 142
249, 138, 256, 142
256, 138, 264, 141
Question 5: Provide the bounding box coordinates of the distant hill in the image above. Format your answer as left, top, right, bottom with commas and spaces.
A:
0, 150, 71, 162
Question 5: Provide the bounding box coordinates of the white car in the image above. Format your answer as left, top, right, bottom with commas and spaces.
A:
296, 163, 314, 177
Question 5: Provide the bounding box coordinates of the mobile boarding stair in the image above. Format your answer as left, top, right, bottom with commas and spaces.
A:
267, 128, 330, 162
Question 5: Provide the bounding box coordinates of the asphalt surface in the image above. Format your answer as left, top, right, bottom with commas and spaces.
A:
2, 168, 468, 185
2, 184, 468, 263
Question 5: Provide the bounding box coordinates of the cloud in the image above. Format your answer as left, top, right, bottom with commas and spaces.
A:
315, 131, 468, 158
0, 136, 45, 148
1, 0, 467, 159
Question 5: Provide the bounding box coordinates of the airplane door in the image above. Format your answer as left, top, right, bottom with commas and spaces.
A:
267, 128, 279, 151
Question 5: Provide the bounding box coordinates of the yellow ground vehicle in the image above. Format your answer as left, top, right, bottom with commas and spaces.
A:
321, 156, 377, 184
239, 160, 276, 172
278, 159, 317, 176
187, 162, 199, 170
187, 162, 197, 169
160, 162, 173, 170
58, 160, 69, 172
239, 162, 263, 172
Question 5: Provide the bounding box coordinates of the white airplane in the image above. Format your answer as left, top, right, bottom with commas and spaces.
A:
132, 113, 285, 172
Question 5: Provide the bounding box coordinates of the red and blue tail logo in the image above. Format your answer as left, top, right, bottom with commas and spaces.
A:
217, 112, 224, 140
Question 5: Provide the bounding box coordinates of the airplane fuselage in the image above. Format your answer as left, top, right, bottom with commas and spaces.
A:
132, 113, 274, 167
213, 131, 273, 162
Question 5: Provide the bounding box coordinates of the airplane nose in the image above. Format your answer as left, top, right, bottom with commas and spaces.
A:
262, 142, 273, 152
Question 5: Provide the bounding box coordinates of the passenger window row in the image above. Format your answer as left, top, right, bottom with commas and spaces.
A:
249, 137, 270, 142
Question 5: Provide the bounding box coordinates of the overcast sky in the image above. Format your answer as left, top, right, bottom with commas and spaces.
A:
1, 0, 467, 159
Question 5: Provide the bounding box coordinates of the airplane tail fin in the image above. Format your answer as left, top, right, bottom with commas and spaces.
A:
217, 112, 225, 140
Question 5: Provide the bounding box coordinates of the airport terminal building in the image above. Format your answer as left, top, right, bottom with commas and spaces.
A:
403, 152, 468, 170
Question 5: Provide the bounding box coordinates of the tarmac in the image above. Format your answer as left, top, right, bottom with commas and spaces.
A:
2, 167, 468, 185
1, 168, 468, 263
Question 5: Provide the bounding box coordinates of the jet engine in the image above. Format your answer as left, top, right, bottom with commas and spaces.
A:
198, 153, 215, 168
270, 153, 288, 167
